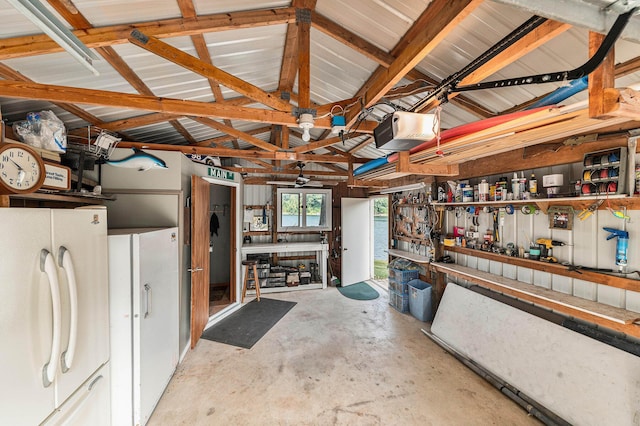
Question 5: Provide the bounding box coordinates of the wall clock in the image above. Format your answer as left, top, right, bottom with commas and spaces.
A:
0, 142, 46, 194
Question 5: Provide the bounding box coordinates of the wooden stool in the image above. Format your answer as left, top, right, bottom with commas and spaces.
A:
241, 259, 261, 303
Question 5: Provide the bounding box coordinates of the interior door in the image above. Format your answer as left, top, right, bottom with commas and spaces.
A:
341, 198, 372, 286
190, 176, 210, 349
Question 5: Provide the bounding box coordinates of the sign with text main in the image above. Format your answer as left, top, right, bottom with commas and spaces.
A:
207, 167, 235, 181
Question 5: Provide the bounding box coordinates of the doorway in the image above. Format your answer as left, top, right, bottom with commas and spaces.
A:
372, 196, 389, 287
208, 184, 236, 316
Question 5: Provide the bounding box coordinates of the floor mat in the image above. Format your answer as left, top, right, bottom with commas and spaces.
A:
337, 281, 380, 300
201, 297, 296, 349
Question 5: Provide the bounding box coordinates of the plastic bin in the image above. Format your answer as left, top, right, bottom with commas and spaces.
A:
388, 277, 410, 295
388, 268, 419, 284
388, 289, 409, 313
408, 279, 433, 322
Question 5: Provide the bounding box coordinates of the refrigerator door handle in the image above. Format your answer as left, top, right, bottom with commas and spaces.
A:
58, 246, 78, 373
144, 283, 152, 318
40, 249, 62, 388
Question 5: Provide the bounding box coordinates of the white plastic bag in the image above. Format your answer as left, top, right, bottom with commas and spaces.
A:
13, 110, 67, 153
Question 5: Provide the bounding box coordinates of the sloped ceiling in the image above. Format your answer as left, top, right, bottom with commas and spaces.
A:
0, 0, 639, 187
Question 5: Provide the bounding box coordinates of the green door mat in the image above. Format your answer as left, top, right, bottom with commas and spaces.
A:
337, 282, 380, 300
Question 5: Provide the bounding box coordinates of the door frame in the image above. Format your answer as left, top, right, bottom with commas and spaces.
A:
202, 178, 241, 323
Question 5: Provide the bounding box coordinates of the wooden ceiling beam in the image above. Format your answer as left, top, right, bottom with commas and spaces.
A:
190, 117, 278, 152
128, 31, 292, 112
0, 80, 366, 129
170, 119, 198, 144
0, 63, 102, 125
0, 7, 296, 59
347, 136, 373, 154
311, 11, 394, 68
179, 0, 241, 149
293, 132, 363, 153
115, 141, 353, 163
194, 126, 272, 147
48, 0, 198, 144
227, 167, 345, 177
345, 0, 482, 126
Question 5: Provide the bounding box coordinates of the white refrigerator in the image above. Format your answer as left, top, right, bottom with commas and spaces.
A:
0, 207, 111, 425
108, 227, 179, 426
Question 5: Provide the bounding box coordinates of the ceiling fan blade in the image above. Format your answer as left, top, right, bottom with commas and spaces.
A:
266, 181, 296, 186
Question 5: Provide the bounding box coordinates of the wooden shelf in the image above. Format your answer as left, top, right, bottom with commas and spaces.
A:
388, 248, 430, 264
443, 245, 640, 293
433, 194, 640, 213
9, 191, 115, 206
243, 231, 271, 236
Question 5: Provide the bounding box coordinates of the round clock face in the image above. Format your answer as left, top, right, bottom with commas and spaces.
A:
0, 145, 45, 193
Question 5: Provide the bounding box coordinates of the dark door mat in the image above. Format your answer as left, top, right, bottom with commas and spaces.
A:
201, 297, 296, 349
337, 281, 380, 300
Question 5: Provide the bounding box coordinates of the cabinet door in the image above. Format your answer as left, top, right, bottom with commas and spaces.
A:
0, 209, 55, 425
51, 209, 109, 406
135, 229, 179, 425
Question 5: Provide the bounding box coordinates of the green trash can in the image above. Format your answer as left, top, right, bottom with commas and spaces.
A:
408, 279, 433, 322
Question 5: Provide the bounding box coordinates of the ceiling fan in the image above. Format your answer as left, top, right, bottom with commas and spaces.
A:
267, 162, 324, 188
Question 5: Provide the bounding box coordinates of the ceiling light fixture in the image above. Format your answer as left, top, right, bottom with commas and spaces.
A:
379, 181, 426, 194
6, 0, 100, 75
298, 113, 314, 142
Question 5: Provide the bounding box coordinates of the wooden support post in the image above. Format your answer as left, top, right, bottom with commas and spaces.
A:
297, 8, 311, 111
588, 31, 615, 118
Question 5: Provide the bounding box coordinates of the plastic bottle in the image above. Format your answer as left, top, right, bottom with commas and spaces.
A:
529, 173, 537, 195
478, 179, 489, 202
511, 172, 520, 200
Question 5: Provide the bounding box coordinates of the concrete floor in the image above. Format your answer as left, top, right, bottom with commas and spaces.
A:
150, 284, 540, 425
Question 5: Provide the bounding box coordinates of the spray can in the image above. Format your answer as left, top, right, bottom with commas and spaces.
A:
604, 227, 629, 268
529, 173, 537, 195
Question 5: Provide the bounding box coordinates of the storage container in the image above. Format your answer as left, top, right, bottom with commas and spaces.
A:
388, 289, 409, 313
408, 279, 433, 322
387, 268, 419, 284
388, 277, 410, 295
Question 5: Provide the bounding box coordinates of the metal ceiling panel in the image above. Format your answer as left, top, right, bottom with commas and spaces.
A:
316, 0, 431, 51
308, 28, 379, 104
193, 0, 290, 15
69, 0, 181, 27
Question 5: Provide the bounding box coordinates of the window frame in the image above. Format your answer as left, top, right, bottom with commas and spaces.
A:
276, 187, 332, 232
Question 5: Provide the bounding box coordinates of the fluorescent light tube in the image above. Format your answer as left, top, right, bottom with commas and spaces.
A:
7, 0, 100, 75
379, 181, 426, 194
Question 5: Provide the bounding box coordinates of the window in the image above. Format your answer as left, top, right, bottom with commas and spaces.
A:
276, 188, 332, 232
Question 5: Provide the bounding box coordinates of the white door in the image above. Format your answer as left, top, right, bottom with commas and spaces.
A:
51, 208, 109, 407
136, 228, 179, 425
0, 209, 55, 425
341, 198, 372, 286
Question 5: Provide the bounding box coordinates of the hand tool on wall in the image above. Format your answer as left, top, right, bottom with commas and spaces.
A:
577, 199, 603, 221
